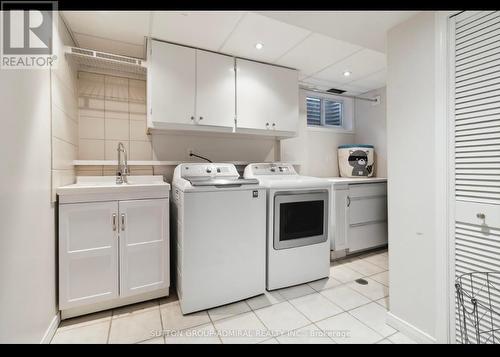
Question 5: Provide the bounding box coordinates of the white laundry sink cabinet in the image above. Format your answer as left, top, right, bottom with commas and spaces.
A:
57, 176, 170, 319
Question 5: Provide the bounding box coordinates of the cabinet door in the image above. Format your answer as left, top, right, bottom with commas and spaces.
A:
149, 40, 195, 125
346, 183, 388, 253
195, 49, 235, 128
119, 199, 169, 297
236, 58, 299, 132
331, 188, 349, 251
59, 202, 119, 310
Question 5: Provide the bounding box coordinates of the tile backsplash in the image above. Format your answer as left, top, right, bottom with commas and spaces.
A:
74, 71, 279, 181
78, 72, 152, 162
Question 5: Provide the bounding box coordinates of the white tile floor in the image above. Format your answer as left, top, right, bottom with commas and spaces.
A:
50, 248, 418, 344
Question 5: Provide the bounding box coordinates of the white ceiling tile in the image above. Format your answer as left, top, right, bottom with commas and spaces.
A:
275, 33, 361, 77
151, 11, 245, 52
348, 69, 387, 91
313, 48, 386, 84
221, 12, 311, 63
300, 77, 367, 96
62, 11, 150, 45
73, 33, 144, 59
260, 11, 420, 53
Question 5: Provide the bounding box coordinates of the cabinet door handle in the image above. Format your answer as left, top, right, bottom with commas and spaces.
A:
199, 116, 203, 120
112, 214, 117, 231
477, 213, 486, 220
272, 123, 276, 128
121, 214, 126, 231
190, 116, 195, 121
347, 196, 351, 207
265, 122, 270, 128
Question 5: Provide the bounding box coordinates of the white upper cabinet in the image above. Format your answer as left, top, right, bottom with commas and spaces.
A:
236, 58, 299, 133
148, 39, 299, 136
148, 40, 234, 130
148, 40, 196, 126
195, 49, 235, 128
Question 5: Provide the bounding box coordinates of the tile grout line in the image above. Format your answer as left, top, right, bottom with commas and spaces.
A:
249, 305, 274, 342
346, 305, 391, 342
206, 303, 225, 344
106, 311, 113, 344
157, 298, 166, 344
285, 294, 339, 343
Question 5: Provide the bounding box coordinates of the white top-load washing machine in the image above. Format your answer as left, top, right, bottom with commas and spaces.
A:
244, 163, 331, 290
172, 163, 267, 314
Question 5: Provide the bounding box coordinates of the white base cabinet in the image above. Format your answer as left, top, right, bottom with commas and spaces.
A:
330, 181, 388, 254
58, 198, 169, 315
59, 201, 119, 309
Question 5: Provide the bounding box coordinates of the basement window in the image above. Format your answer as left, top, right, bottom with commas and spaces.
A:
306, 96, 343, 128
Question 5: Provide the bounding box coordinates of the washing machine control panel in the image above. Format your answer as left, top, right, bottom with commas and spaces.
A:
249, 163, 297, 176
181, 163, 239, 180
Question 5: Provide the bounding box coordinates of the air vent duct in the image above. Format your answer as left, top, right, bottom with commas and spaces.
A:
326, 88, 346, 94
65, 46, 146, 78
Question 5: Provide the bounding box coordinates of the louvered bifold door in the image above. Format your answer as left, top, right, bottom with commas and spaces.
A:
453, 10, 500, 344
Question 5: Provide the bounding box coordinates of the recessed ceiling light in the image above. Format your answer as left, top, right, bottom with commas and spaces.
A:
255, 43, 264, 50
343, 71, 352, 77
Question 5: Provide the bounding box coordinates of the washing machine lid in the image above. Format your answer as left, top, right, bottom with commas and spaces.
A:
187, 178, 259, 187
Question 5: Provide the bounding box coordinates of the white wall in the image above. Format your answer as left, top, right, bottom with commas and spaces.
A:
354, 87, 387, 177
0, 66, 56, 343
281, 89, 387, 178
386, 11, 438, 341
0, 14, 77, 343
281, 90, 355, 177
51, 16, 78, 201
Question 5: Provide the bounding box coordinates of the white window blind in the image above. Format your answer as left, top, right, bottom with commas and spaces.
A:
324, 100, 342, 126
306, 96, 343, 128
306, 97, 321, 125
453, 10, 500, 344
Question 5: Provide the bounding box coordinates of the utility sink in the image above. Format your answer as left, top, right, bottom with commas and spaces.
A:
57, 176, 170, 203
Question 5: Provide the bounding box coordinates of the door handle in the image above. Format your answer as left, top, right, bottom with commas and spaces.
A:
199, 116, 204, 120
265, 122, 270, 129
476, 213, 486, 220
121, 214, 126, 231
347, 196, 351, 207
112, 214, 117, 231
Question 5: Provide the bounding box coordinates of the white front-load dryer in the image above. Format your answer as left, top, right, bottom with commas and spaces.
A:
244, 163, 331, 290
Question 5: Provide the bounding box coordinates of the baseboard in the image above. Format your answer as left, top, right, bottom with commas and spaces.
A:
386, 311, 437, 344
40, 313, 60, 344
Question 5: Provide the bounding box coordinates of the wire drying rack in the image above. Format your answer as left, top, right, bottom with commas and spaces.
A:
455, 272, 500, 344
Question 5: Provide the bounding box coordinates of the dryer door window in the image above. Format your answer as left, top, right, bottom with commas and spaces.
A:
274, 191, 328, 250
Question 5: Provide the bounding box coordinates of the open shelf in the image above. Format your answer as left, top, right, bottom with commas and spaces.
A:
73, 160, 302, 166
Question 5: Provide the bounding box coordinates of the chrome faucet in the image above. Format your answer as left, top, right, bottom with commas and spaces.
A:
116, 142, 129, 184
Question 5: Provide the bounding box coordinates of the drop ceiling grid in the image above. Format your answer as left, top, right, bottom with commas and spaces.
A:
150, 11, 247, 52
300, 48, 387, 92
61, 11, 389, 92
219, 12, 312, 63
